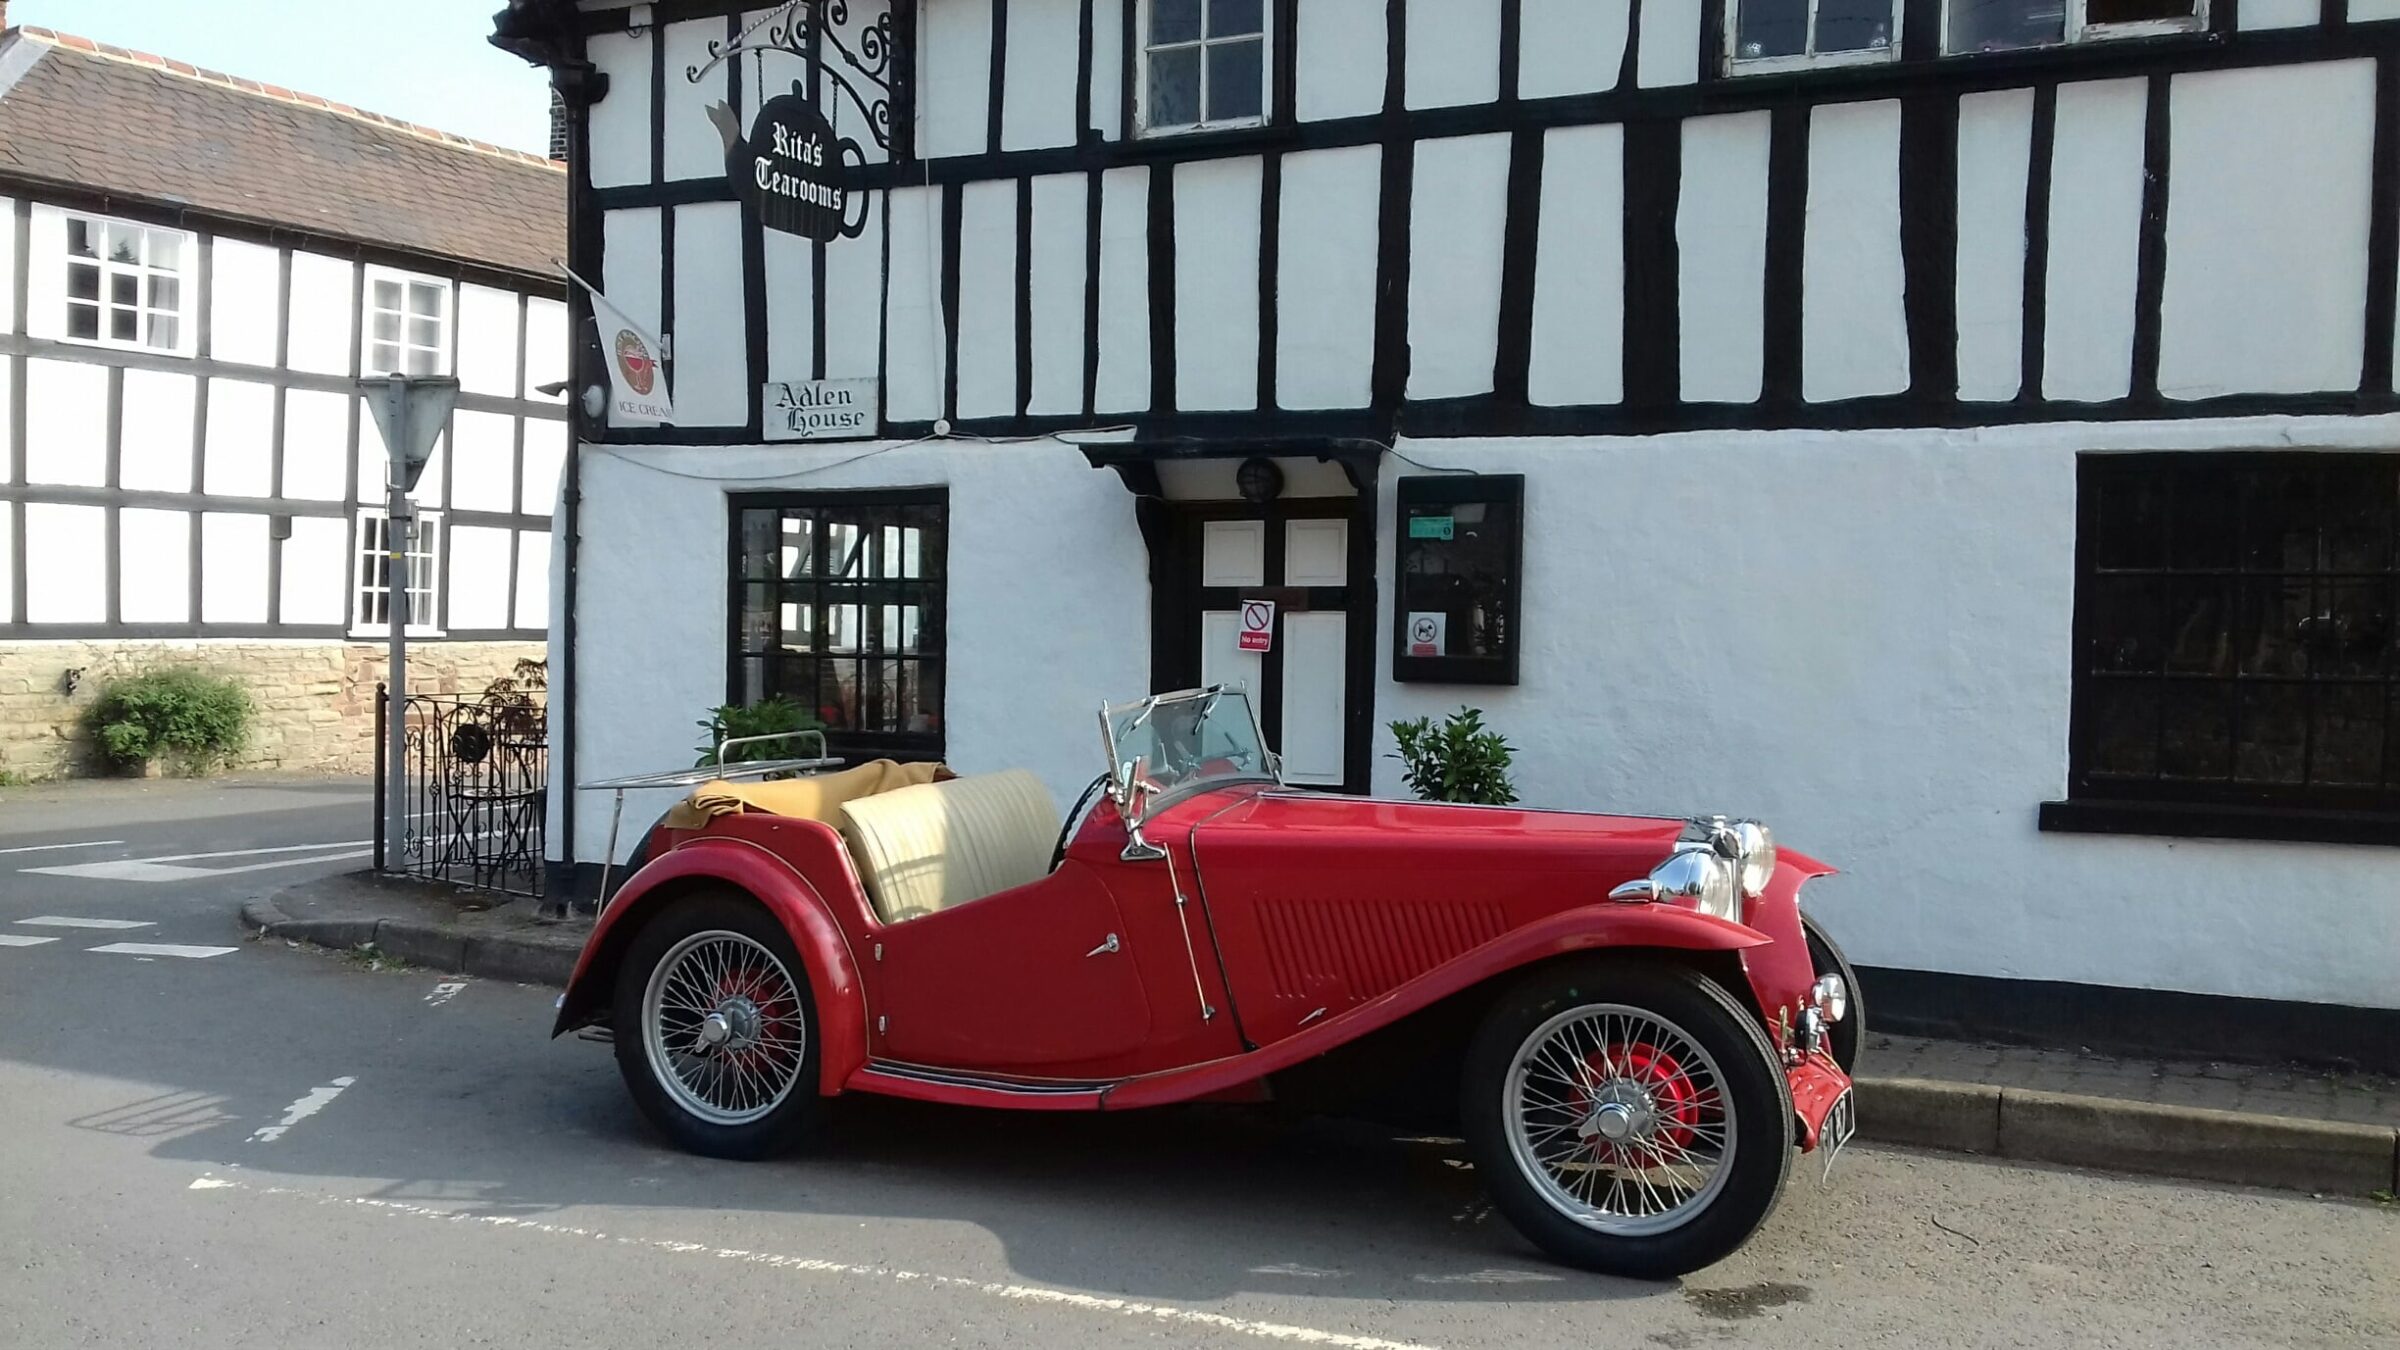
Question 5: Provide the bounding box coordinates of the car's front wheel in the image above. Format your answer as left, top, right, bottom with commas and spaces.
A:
1461, 959, 1793, 1280
1801, 912, 1864, 1075
612, 890, 823, 1159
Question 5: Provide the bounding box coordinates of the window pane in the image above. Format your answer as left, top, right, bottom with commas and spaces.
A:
2163, 579, 2232, 676
1151, 0, 1201, 44
66, 219, 94, 258
1209, 0, 1264, 38
2320, 463, 2395, 572
147, 275, 180, 313
2167, 465, 2239, 570
2315, 581, 2390, 679
1736, 0, 1808, 58
2239, 466, 2318, 573
1946, 0, 2061, 52
105, 223, 140, 265
1149, 47, 1202, 127
2086, 0, 2197, 21
406, 346, 439, 377
2233, 685, 2308, 784
410, 315, 441, 349
66, 304, 98, 340
2091, 468, 2168, 570
370, 341, 400, 374
374, 279, 402, 313
410, 282, 445, 319
110, 308, 138, 342
2087, 576, 2166, 673
111, 273, 139, 307
373, 310, 401, 343
66, 262, 98, 301
2314, 684, 2385, 787
1816, 0, 1896, 51
2157, 683, 2230, 780
146, 230, 184, 273
1206, 38, 1264, 122
2086, 681, 2159, 778
2237, 578, 2311, 677
148, 315, 180, 350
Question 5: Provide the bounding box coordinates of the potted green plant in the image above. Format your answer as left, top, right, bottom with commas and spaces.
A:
1388, 706, 1518, 806
696, 697, 825, 767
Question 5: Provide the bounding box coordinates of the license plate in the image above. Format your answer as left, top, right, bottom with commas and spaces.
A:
1821, 1088, 1857, 1184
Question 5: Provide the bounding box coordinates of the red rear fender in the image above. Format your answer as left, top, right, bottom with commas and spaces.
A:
554, 837, 869, 1096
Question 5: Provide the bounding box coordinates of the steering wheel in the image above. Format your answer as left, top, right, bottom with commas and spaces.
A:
1052, 773, 1112, 872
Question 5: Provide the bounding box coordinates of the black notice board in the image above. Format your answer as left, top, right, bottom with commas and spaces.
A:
1393, 474, 1523, 686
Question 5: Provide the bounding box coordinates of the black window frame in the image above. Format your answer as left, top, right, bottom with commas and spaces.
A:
2046, 452, 2400, 846
726, 487, 949, 765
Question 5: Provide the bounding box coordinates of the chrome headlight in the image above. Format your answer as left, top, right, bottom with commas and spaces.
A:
1649, 848, 1741, 921
1732, 820, 1776, 898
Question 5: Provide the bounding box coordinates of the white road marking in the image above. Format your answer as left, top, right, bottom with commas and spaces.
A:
1410, 1268, 1564, 1285
425, 981, 467, 1007
89, 942, 239, 960
29, 840, 374, 883
248, 1076, 357, 1143
0, 838, 124, 856
188, 1176, 234, 1190
1249, 1263, 1344, 1279
0, 934, 59, 947
17, 916, 152, 930
205, 1180, 1440, 1350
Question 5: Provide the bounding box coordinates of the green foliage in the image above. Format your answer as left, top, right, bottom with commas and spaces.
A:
696, 698, 824, 767
1389, 706, 1518, 806
479, 658, 549, 741
85, 667, 253, 774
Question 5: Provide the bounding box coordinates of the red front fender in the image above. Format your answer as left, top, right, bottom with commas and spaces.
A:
553, 838, 869, 1097
1104, 901, 1769, 1110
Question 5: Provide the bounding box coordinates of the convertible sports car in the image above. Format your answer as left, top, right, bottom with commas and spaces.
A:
557, 686, 1860, 1279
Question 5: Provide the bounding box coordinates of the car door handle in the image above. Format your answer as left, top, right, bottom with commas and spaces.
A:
1086, 934, 1121, 958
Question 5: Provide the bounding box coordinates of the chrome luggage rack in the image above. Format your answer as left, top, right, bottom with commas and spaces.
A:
578, 730, 842, 913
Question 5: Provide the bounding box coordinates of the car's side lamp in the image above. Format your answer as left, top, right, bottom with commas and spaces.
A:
1115, 758, 1166, 863
1608, 879, 1659, 904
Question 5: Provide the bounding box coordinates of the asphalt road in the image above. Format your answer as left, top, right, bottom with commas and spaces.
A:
0, 779, 2393, 1349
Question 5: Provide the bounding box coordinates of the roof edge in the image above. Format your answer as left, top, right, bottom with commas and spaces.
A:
10, 26, 565, 175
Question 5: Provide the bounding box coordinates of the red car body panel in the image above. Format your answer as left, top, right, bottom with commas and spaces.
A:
558, 781, 1852, 1144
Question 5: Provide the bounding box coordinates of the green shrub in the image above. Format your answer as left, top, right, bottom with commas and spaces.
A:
696, 698, 824, 767
1389, 707, 1518, 806
85, 668, 254, 774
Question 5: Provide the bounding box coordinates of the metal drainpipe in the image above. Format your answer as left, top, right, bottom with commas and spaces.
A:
555, 58, 589, 915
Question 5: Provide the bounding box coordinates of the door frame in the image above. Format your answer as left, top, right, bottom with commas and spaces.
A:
1143, 492, 1379, 794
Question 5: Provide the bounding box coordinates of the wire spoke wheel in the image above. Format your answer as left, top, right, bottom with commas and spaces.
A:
642, 930, 808, 1127
1504, 1003, 1735, 1238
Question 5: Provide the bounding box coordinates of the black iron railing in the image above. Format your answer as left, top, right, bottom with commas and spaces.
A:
375, 684, 547, 897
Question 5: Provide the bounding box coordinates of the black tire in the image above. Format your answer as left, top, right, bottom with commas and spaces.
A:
612, 890, 824, 1160
1460, 959, 1793, 1280
1801, 912, 1865, 1076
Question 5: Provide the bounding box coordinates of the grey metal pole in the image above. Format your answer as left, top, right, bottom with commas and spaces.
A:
382, 386, 411, 875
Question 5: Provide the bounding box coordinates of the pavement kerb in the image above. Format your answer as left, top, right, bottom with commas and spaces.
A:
239, 897, 2399, 1200
240, 894, 579, 988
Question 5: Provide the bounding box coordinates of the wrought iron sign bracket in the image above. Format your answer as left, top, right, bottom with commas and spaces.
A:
686, 0, 894, 152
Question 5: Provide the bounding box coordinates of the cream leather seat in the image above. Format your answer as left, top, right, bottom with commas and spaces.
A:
839, 770, 1061, 924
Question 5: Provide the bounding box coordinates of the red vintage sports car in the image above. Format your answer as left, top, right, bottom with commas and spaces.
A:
557, 686, 1860, 1279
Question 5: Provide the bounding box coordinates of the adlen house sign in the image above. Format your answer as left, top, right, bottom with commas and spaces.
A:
766, 377, 878, 441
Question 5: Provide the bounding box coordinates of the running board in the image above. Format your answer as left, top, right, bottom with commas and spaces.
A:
848, 1059, 1114, 1111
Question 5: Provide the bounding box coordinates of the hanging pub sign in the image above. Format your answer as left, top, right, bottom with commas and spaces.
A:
707, 88, 869, 243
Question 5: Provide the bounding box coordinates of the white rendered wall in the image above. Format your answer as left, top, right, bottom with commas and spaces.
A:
286, 252, 356, 377
1095, 167, 1152, 414
561, 435, 1150, 864
210, 237, 282, 367
458, 284, 522, 398
1679, 111, 1771, 404
1028, 173, 1091, 416
1408, 0, 1503, 110
1366, 418, 2400, 1013
119, 369, 196, 493
1277, 146, 1382, 411
672, 201, 749, 426
1530, 123, 1626, 407
1955, 89, 2035, 403
118, 508, 190, 624
955, 180, 1020, 420
2043, 79, 2147, 403
1297, 0, 1387, 121
1802, 100, 1909, 402
920, 0, 994, 158
1407, 133, 1513, 400
1175, 157, 1264, 412
1002, 0, 1080, 151
1520, 0, 1629, 99
204, 378, 276, 497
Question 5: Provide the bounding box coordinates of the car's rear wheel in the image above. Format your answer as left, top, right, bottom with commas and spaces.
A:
1461, 959, 1792, 1280
612, 890, 823, 1159
1801, 913, 1864, 1075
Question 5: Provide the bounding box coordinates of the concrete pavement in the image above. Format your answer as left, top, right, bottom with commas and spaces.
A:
0, 778, 2394, 1347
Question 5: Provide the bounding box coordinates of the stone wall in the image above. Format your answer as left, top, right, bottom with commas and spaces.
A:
0, 641, 545, 779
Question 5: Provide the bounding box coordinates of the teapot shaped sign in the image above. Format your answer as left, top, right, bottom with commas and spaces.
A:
705, 87, 870, 243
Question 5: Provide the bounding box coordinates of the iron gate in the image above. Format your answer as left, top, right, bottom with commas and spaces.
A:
375, 684, 547, 897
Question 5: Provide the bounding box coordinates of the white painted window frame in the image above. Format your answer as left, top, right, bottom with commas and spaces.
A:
361, 264, 454, 378
1726, 0, 1905, 73
1940, 0, 2210, 55
352, 507, 444, 637
57, 211, 197, 355
1135, 0, 1274, 138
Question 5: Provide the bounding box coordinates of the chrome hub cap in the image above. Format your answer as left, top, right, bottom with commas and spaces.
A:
1504, 1005, 1736, 1237
643, 931, 807, 1127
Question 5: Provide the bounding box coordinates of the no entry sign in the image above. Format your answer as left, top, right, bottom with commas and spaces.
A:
1238, 600, 1276, 653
